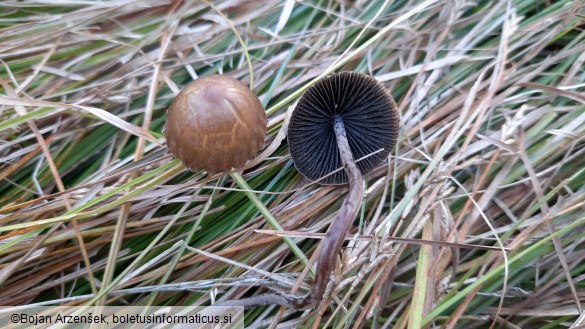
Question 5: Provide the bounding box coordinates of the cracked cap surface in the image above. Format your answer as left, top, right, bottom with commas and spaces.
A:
164, 75, 267, 174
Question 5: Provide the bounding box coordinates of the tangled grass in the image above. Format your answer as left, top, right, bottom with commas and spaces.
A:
1, 0, 584, 328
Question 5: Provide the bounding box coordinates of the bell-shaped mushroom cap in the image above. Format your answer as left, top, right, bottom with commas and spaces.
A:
164, 75, 267, 174
288, 72, 399, 185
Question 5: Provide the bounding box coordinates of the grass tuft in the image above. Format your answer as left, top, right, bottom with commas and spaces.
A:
1, 0, 584, 327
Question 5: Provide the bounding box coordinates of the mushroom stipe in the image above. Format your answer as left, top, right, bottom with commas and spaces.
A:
217, 72, 399, 310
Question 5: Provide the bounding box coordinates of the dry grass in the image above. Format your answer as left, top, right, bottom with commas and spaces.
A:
1, 0, 584, 328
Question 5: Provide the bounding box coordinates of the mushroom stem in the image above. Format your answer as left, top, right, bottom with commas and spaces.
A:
214, 118, 365, 310
309, 117, 364, 303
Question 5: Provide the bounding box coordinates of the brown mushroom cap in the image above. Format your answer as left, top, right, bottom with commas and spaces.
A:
164, 75, 267, 174
288, 72, 399, 185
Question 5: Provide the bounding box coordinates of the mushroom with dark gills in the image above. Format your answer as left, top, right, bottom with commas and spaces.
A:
208, 72, 399, 310
288, 71, 400, 305
164, 74, 267, 173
